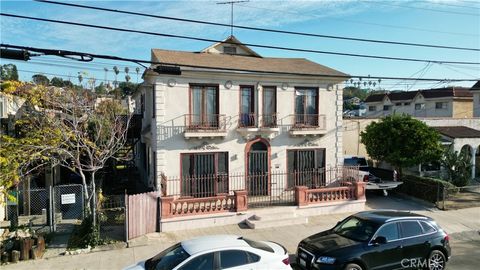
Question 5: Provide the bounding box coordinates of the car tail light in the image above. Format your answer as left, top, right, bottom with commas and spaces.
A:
363, 175, 369, 182
444, 234, 450, 242
282, 257, 290, 265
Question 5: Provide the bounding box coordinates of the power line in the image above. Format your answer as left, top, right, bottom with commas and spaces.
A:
2, 13, 480, 66
2, 43, 479, 82
427, 1, 480, 10
237, 3, 479, 38
34, 0, 480, 52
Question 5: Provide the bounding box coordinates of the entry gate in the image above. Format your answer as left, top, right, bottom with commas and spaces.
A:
247, 151, 295, 208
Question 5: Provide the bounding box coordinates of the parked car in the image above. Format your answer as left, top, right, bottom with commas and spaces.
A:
343, 156, 402, 196
124, 235, 291, 270
296, 210, 451, 270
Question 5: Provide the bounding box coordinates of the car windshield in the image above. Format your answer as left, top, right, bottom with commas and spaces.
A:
333, 216, 379, 242
146, 243, 190, 270
344, 157, 368, 167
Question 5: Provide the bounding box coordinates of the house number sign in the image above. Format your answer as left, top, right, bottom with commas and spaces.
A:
61, 194, 76, 204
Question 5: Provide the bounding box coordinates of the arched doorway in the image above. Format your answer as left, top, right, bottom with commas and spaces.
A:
245, 139, 270, 198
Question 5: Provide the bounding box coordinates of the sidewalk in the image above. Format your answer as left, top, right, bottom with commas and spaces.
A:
3, 194, 479, 270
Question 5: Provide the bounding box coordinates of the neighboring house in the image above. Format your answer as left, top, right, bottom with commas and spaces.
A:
136, 36, 365, 231
345, 96, 361, 106
471, 81, 480, 117
364, 87, 473, 118
432, 126, 480, 180
0, 92, 26, 135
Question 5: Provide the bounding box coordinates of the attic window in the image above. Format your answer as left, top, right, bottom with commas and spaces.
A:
223, 46, 237, 54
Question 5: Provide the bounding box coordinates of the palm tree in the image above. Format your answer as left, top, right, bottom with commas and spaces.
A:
78, 72, 83, 88
103, 67, 108, 84
124, 67, 130, 82
113, 66, 119, 89
135, 67, 140, 83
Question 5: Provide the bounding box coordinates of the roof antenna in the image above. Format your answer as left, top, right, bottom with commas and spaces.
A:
217, 0, 249, 36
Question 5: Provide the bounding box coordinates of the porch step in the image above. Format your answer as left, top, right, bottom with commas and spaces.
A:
245, 211, 308, 229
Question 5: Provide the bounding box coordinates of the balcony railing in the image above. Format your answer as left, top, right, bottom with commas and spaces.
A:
291, 114, 326, 129
238, 113, 257, 128
184, 114, 226, 131
261, 114, 277, 128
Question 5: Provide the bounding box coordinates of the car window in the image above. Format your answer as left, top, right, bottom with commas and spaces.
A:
147, 243, 190, 270
420, 221, 436, 234
246, 252, 260, 263
400, 221, 424, 238
344, 157, 368, 167
220, 250, 249, 269
375, 223, 399, 242
333, 216, 379, 242
242, 238, 274, 253
178, 253, 214, 270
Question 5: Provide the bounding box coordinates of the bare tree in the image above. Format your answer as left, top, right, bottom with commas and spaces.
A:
4, 85, 131, 225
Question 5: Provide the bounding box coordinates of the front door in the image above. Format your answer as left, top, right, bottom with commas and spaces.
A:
247, 149, 269, 196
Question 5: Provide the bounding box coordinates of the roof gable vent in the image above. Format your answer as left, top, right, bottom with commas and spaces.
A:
223, 46, 237, 55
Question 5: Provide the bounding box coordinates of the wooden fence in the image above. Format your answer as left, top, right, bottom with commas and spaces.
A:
126, 191, 159, 240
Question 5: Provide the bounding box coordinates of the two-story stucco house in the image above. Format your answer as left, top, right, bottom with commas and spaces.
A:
134, 37, 366, 231
364, 87, 473, 118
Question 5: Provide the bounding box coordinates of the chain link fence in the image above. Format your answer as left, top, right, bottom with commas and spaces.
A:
97, 194, 126, 242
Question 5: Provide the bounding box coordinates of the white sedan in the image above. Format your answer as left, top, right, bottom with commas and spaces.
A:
124, 235, 291, 270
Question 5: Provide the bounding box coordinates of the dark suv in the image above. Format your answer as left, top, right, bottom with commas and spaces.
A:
296, 211, 451, 270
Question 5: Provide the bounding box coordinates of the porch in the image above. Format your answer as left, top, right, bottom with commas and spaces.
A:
158, 166, 366, 231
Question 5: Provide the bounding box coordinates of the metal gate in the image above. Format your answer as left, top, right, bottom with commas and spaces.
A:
247, 151, 295, 208
54, 184, 84, 223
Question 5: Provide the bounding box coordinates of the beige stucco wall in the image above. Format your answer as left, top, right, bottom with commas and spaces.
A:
144, 71, 344, 192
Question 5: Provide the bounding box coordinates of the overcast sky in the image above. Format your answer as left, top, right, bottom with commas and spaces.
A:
1, 0, 479, 90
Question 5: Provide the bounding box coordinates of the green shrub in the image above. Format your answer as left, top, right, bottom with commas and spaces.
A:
67, 215, 104, 249
397, 174, 458, 203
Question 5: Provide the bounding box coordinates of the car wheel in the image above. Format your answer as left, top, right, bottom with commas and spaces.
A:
428, 250, 446, 270
344, 263, 363, 270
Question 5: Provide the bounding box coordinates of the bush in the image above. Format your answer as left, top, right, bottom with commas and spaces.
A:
397, 174, 458, 203
67, 215, 104, 249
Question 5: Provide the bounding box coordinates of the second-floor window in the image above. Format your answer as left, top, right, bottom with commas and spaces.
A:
368, 106, 376, 112
415, 103, 425, 110
190, 84, 219, 128
435, 102, 448, 109
294, 87, 318, 126
383, 105, 392, 111
239, 86, 255, 127
262, 86, 276, 127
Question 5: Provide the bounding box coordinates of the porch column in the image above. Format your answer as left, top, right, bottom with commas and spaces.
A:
354, 181, 366, 200
295, 186, 308, 207
234, 190, 248, 212
159, 196, 174, 219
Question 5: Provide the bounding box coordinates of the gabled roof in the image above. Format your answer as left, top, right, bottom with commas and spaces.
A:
433, 126, 480, 139
470, 81, 480, 91
150, 37, 348, 78
364, 87, 472, 103
201, 35, 262, 57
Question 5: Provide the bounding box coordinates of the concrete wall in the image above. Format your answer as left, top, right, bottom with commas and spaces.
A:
144, 71, 344, 191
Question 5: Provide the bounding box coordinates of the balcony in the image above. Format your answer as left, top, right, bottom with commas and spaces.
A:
237, 113, 279, 140
289, 114, 327, 136
184, 114, 227, 139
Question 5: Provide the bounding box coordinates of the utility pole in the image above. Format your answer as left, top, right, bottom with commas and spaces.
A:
217, 0, 249, 36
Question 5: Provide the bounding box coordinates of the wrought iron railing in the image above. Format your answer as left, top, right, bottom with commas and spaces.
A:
291, 114, 326, 129
238, 113, 257, 128
261, 114, 277, 128
184, 114, 226, 131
